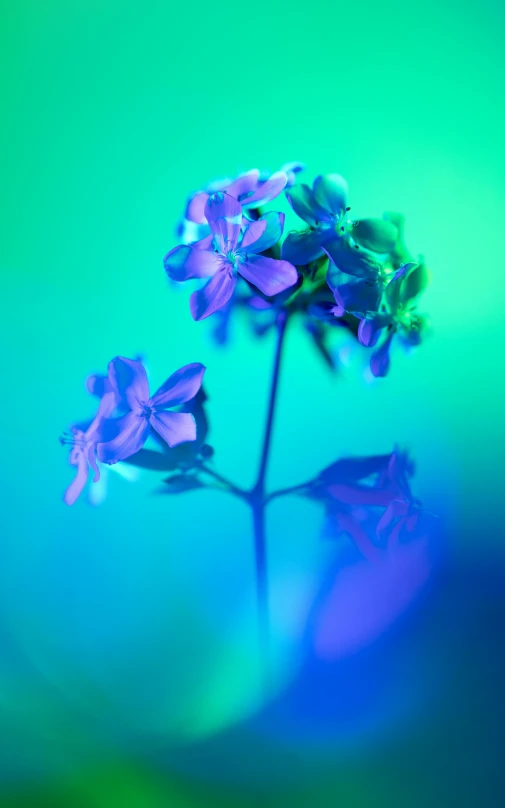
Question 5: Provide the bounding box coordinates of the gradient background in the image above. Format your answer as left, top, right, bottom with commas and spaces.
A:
1, 0, 505, 805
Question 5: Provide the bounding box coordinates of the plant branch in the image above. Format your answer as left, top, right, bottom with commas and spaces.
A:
198, 464, 247, 498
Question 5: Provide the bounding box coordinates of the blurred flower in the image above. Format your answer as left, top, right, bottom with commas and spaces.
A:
282, 174, 398, 266
306, 450, 427, 562
164, 192, 297, 320
97, 357, 205, 463
177, 166, 291, 244
60, 392, 116, 505
375, 451, 425, 547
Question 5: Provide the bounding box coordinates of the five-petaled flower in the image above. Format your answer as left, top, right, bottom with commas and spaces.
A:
164, 192, 298, 321
282, 174, 399, 267
97, 357, 205, 464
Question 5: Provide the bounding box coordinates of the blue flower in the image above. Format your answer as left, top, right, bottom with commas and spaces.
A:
282, 174, 399, 266
357, 261, 429, 377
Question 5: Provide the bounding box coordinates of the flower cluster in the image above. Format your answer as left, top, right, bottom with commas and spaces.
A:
164, 168, 429, 377
60, 162, 432, 571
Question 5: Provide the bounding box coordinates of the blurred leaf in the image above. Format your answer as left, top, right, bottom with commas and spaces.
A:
123, 448, 185, 471
159, 474, 204, 494
305, 320, 337, 371
316, 454, 391, 486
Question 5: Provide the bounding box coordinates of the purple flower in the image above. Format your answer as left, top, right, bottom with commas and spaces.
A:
177, 167, 291, 244
282, 174, 398, 267
164, 192, 298, 321
60, 392, 116, 506
97, 357, 205, 464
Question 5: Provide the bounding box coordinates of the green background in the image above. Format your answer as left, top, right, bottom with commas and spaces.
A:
1, 0, 504, 805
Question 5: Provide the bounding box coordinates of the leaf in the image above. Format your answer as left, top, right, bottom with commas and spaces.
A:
317, 454, 391, 486
159, 474, 205, 494
123, 449, 185, 471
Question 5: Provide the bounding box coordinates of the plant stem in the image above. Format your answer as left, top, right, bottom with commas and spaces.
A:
254, 310, 288, 496
264, 481, 310, 504
250, 310, 289, 684
251, 501, 269, 683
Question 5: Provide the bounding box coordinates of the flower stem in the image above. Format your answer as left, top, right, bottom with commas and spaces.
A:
249, 310, 289, 685
251, 501, 269, 684
254, 310, 288, 496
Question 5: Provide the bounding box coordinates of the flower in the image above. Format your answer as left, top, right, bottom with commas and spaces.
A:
60, 392, 116, 505
282, 174, 398, 266
357, 261, 429, 377
97, 357, 205, 464
307, 450, 425, 562
177, 167, 291, 244
164, 192, 298, 321
375, 451, 425, 548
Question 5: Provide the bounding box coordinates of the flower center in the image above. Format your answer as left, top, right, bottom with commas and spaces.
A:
334, 207, 355, 238
59, 429, 87, 448
140, 403, 154, 419
397, 307, 420, 331
225, 250, 245, 271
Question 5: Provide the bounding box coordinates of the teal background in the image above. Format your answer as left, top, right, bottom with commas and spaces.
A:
1, 0, 504, 805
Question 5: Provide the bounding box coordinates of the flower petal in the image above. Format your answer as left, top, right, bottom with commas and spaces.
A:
190, 268, 237, 321
63, 451, 89, 506
313, 174, 348, 216
164, 244, 222, 281
242, 171, 287, 207
186, 192, 209, 224
282, 229, 327, 265
151, 411, 196, 447
281, 161, 305, 187
358, 317, 385, 347
328, 262, 383, 316
285, 184, 325, 226
370, 331, 394, 377
335, 511, 383, 563
240, 218, 267, 250
204, 192, 242, 253
242, 212, 285, 254
399, 261, 429, 304
108, 357, 149, 411
97, 412, 150, 464
323, 239, 381, 278
151, 363, 206, 408
239, 255, 298, 297
225, 169, 260, 200
353, 218, 398, 253
328, 483, 394, 507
